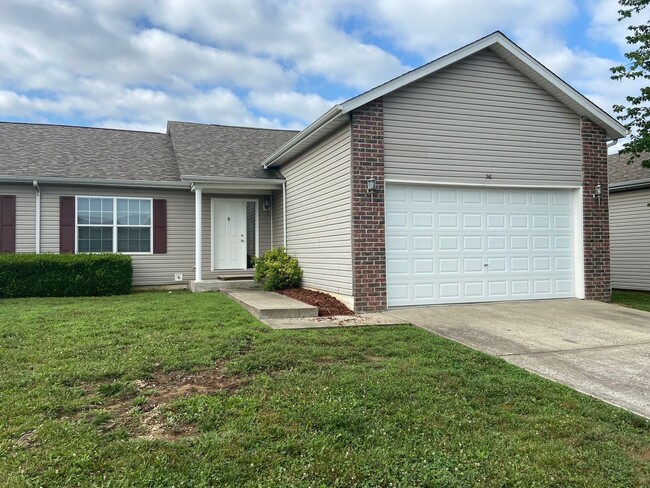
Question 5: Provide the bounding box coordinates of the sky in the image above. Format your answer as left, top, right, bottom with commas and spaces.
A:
0, 0, 642, 152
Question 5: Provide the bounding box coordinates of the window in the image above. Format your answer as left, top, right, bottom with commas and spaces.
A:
76, 197, 152, 254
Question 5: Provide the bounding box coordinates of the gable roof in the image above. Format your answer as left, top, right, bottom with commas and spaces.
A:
167, 122, 297, 181
263, 31, 628, 168
608, 152, 650, 191
0, 122, 180, 183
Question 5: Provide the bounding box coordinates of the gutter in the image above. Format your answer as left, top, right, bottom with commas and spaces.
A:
0, 175, 190, 189
181, 175, 285, 185
609, 178, 650, 193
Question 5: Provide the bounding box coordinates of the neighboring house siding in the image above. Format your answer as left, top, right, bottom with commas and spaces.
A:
281, 123, 353, 296
200, 193, 272, 274
0, 183, 36, 253
383, 48, 583, 186
40, 185, 196, 286
610, 188, 650, 291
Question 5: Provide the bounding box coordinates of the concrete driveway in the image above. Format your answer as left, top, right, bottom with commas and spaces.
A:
388, 299, 650, 418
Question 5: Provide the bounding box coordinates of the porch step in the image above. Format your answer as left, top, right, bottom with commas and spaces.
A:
189, 279, 259, 292
215, 270, 255, 280
224, 290, 318, 319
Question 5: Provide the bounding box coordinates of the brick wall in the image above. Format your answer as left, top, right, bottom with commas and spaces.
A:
581, 117, 611, 302
350, 98, 387, 312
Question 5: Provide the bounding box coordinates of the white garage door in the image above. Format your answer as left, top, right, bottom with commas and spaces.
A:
386, 184, 576, 306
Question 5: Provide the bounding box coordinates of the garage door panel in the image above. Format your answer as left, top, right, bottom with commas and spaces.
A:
386, 184, 576, 306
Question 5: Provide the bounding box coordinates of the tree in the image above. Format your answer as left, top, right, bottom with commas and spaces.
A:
611, 0, 650, 167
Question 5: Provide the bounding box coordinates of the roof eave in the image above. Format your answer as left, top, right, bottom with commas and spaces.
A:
0, 175, 189, 189
609, 178, 650, 192
261, 106, 346, 168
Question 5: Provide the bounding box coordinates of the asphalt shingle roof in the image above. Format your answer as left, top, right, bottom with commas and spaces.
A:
608, 152, 650, 185
0, 122, 180, 182
0, 121, 300, 183
167, 121, 298, 180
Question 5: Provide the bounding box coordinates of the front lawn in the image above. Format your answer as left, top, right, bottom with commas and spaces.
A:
612, 289, 650, 312
1, 292, 648, 486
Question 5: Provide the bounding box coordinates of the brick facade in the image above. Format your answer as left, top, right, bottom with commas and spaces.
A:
350, 98, 387, 312
581, 117, 611, 302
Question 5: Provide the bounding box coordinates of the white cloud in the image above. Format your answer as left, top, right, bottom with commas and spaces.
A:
248, 91, 341, 123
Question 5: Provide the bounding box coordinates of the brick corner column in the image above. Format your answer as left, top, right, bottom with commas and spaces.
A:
351, 98, 387, 312
581, 117, 611, 302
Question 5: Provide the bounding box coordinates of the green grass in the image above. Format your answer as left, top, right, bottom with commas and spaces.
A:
0, 292, 648, 487
612, 289, 650, 312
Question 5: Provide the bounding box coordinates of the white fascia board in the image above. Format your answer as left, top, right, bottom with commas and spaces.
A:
0, 175, 190, 189
261, 106, 345, 168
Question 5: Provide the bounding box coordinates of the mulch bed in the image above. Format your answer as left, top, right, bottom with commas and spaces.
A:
276, 288, 355, 317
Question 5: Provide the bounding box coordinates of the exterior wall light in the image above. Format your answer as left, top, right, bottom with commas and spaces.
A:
593, 184, 602, 205
367, 178, 376, 192
262, 198, 271, 211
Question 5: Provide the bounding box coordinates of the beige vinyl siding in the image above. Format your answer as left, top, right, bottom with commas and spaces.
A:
280, 123, 352, 296
40, 185, 196, 286
383, 48, 582, 187
0, 183, 36, 253
201, 194, 272, 275
610, 188, 650, 291
271, 189, 284, 248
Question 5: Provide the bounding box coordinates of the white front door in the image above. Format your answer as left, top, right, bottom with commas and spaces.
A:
213, 199, 247, 270
385, 184, 577, 306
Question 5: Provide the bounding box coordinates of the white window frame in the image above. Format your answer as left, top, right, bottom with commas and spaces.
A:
75, 196, 154, 255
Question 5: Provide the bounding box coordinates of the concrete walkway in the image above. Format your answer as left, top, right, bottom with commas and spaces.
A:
387, 299, 650, 419
224, 290, 318, 319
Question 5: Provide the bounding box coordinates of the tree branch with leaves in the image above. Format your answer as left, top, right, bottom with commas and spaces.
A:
611, 0, 650, 167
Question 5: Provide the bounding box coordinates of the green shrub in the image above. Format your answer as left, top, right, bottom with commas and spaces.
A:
253, 247, 303, 291
0, 253, 133, 298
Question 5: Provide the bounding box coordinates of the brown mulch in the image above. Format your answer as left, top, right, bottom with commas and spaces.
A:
276, 288, 355, 316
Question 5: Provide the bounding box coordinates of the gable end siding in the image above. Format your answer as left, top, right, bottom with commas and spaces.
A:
383, 48, 582, 186
280, 123, 353, 296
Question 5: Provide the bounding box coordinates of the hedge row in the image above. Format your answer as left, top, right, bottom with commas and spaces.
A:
0, 253, 133, 298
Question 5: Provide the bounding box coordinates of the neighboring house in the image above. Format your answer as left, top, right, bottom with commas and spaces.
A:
608, 152, 650, 291
0, 32, 627, 311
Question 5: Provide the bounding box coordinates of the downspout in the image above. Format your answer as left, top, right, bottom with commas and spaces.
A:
283, 181, 287, 248
33, 180, 40, 253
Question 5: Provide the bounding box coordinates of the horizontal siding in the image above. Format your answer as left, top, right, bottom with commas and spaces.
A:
281, 123, 353, 296
610, 189, 650, 291
271, 189, 284, 247
383, 48, 582, 187
0, 183, 36, 253
40, 185, 197, 286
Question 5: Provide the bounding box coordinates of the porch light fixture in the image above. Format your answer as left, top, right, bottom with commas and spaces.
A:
262, 198, 271, 211
367, 177, 376, 192
593, 184, 602, 205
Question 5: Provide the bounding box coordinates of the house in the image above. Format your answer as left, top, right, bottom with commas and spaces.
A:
608, 152, 650, 291
0, 32, 627, 312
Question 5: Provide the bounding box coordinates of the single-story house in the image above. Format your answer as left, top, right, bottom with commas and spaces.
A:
608, 152, 650, 291
0, 32, 627, 311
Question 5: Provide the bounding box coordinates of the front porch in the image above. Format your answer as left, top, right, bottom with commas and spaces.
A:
188, 178, 285, 290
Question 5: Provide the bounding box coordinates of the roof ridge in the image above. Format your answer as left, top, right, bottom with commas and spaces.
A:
168, 120, 300, 133
0, 120, 166, 135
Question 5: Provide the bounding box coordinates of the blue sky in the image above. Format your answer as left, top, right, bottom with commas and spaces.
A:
0, 1, 640, 151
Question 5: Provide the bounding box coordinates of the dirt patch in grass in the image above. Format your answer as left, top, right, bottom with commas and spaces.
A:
277, 288, 355, 316
79, 364, 243, 440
